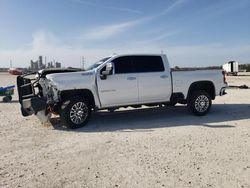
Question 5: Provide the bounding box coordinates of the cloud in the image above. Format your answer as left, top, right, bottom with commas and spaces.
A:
0, 31, 113, 68
72, 0, 142, 14
81, 21, 139, 41
79, 0, 186, 41
29, 31, 62, 50
141, 30, 181, 43
166, 44, 250, 67
161, 0, 186, 15
0, 31, 249, 68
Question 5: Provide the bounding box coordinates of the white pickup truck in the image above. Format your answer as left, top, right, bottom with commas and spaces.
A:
17, 54, 227, 129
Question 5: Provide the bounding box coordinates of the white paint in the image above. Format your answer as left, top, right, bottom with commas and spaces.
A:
44, 54, 227, 109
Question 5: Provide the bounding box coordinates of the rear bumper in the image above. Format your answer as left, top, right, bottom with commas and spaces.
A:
220, 87, 227, 96
17, 75, 46, 116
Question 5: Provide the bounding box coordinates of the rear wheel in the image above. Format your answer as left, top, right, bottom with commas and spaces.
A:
188, 90, 211, 116
60, 97, 91, 129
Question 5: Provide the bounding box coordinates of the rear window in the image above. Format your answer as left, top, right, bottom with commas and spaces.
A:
132, 56, 164, 73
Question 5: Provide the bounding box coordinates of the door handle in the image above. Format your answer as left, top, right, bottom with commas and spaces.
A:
160, 75, 168, 79
127, 77, 136, 80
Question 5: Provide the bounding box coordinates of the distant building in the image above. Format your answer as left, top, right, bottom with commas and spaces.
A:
38, 56, 46, 69
55, 62, 61, 68
30, 60, 38, 70
38, 56, 42, 69
47, 62, 52, 68
29, 56, 62, 70
47, 62, 54, 68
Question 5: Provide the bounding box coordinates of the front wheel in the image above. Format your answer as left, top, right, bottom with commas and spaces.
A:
60, 97, 91, 129
188, 90, 211, 116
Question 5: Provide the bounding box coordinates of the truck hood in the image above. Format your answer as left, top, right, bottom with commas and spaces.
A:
38, 68, 82, 78
45, 70, 95, 91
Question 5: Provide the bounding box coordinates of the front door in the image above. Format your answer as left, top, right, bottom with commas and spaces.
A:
97, 56, 138, 107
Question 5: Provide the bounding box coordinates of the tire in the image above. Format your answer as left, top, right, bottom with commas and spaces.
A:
3, 96, 12, 102
60, 97, 91, 129
188, 90, 211, 116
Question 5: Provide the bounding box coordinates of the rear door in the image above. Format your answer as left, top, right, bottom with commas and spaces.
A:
97, 56, 138, 107
133, 55, 172, 103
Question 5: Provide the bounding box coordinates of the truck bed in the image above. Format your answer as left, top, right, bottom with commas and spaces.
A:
172, 69, 225, 98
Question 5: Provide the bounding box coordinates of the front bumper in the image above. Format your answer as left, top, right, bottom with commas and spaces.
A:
17, 75, 46, 116
21, 97, 46, 116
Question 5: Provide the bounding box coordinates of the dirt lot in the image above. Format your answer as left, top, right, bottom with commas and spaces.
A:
0, 72, 250, 188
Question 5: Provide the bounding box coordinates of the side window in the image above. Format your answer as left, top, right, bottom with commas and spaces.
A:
112, 56, 134, 74
133, 56, 165, 73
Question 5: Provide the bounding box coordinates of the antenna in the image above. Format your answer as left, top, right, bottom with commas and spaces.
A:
81, 56, 85, 69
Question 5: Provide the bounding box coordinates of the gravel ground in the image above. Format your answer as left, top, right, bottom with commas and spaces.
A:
0, 72, 250, 188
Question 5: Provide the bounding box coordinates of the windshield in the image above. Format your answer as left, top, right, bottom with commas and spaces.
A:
86, 57, 111, 70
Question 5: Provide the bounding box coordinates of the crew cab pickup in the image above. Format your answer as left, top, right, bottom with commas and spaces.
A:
17, 54, 227, 129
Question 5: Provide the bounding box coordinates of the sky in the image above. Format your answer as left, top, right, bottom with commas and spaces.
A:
0, 0, 249, 68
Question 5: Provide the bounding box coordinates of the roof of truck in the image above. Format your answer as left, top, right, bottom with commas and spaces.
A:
112, 53, 165, 56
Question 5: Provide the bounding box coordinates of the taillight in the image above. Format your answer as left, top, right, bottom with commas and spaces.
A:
222, 71, 227, 84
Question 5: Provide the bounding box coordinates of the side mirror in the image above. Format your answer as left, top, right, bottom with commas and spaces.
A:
106, 62, 113, 72
100, 62, 113, 80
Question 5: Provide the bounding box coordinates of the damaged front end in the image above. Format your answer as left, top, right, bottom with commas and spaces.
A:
17, 68, 82, 123
17, 68, 86, 123
17, 73, 51, 123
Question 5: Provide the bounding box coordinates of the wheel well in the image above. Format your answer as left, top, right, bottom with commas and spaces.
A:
60, 89, 95, 108
187, 81, 215, 100
170, 92, 185, 103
